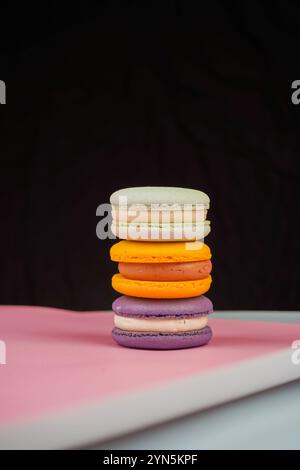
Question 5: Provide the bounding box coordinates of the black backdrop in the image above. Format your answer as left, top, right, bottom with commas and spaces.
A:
1, 2, 299, 310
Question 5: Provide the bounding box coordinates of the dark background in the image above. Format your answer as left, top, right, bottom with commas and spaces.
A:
1, 2, 299, 311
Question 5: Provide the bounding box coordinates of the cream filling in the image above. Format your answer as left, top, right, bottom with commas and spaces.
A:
112, 206, 208, 223
111, 222, 211, 240
114, 314, 208, 333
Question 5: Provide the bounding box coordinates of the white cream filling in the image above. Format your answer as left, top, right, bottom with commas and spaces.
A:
114, 314, 208, 333
111, 222, 211, 241
112, 206, 208, 223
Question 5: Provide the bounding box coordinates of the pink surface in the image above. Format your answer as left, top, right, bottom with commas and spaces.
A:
0, 306, 300, 426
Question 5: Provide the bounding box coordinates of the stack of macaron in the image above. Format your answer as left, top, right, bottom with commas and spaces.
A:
109, 187, 213, 350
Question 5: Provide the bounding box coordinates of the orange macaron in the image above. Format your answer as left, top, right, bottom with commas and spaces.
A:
110, 240, 212, 298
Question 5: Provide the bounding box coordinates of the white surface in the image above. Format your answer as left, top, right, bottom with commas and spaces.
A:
96, 380, 300, 450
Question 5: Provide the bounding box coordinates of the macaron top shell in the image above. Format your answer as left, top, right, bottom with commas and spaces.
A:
110, 240, 211, 263
110, 186, 209, 208
112, 295, 213, 318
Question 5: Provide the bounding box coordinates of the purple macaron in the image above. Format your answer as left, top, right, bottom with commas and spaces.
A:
112, 295, 213, 350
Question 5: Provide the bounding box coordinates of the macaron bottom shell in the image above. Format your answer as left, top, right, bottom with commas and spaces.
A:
112, 273, 212, 299
112, 326, 212, 350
